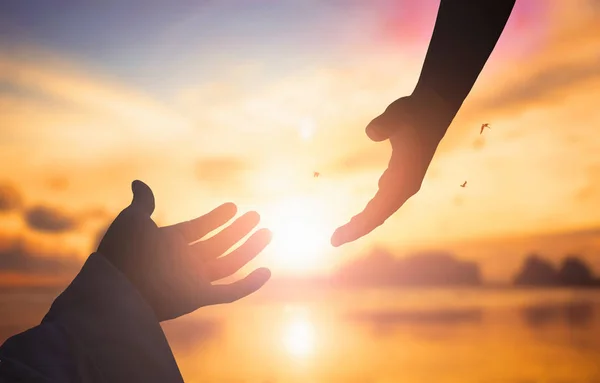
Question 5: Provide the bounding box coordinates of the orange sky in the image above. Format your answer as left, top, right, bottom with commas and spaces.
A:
1, 0, 600, 283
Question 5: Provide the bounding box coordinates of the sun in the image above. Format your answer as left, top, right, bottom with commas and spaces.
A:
298, 117, 316, 140
262, 195, 331, 273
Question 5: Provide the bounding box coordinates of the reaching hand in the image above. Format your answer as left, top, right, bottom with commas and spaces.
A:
97, 180, 272, 321
331, 95, 451, 247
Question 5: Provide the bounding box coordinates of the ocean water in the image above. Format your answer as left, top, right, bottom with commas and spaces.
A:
2, 287, 600, 383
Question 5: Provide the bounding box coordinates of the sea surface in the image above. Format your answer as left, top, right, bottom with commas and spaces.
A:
2, 287, 600, 383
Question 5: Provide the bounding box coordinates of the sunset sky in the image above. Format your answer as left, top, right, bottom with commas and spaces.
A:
1, 0, 600, 284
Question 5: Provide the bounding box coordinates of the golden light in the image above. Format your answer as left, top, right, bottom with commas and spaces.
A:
262, 195, 332, 273
282, 307, 315, 357
298, 116, 316, 140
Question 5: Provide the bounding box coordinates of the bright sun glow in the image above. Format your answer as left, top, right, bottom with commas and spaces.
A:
298, 117, 316, 140
282, 307, 315, 357
263, 195, 331, 273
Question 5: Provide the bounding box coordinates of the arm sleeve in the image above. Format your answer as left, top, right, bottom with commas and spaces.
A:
413, 0, 516, 122
0, 253, 184, 383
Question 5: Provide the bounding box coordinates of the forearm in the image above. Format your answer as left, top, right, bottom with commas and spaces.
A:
413, 0, 516, 118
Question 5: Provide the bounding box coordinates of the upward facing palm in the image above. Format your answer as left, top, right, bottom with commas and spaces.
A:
98, 180, 272, 321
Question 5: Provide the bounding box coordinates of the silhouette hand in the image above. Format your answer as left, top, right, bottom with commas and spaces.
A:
98, 180, 272, 321
331, 95, 450, 247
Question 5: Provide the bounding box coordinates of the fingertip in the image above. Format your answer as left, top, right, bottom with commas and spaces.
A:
330, 228, 345, 247
243, 210, 261, 225
130, 180, 155, 215
254, 267, 272, 281
131, 180, 151, 194
243, 267, 271, 292
219, 202, 238, 217
331, 217, 372, 247
257, 228, 273, 242
245, 228, 272, 253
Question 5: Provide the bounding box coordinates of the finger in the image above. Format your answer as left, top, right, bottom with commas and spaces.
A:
331, 192, 399, 247
162, 202, 237, 242
206, 228, 272, 281
331, 169, 410, 247
206, 268, 271, 305
194, 211, 261, 258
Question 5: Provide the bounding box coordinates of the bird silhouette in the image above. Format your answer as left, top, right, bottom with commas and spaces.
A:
313, 171, 320, 178
480, 123, 491, 134
460, 181, 467, 188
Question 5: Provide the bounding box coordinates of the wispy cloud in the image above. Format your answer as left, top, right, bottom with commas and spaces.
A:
24, 205, 78, 233
0, 236, 81, 275
0, 47, 193, 159
0, 0, 599, 283
0, 182, 22, 212
195, 156, 253, 192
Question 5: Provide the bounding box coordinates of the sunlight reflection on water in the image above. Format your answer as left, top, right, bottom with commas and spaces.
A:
282, 305, 315, 358
4, 289, 600, 383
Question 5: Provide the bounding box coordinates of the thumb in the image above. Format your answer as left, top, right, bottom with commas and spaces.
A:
365, 96, 412, 142
97, 180, 156, 256
130, 180, 155, 217
365, 114, 394, 142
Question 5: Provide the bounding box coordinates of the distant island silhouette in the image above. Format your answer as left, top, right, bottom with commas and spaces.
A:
513, 254, 600, 287
2, 246, 600, 294
332, 248, 482, 287
327, 249, 600, 288
267, 249, 600, 291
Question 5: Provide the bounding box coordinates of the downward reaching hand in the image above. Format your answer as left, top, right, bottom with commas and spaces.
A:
98, 180, 272, 321
331, 95, 448, 247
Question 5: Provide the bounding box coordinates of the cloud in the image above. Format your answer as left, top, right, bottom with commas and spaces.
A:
24, 205, 78, 233
0, 47, 195, 169
574, 164, 600, 203
0, 48, 190, 137
472, 137, 486, 151
326, 144, 390, 175
195, 156, 251, 190
45, 176, 69, 191
0, 235, 82, 294
452, 195, 464, 207
0, 237, 81, 275
0, 182, 22, 212
454, 15, 600, 115
319, 17, 600, 176
0, 2, 597, 263
0, 181, 108, 234
78, 206, 111, 222
472, 58, 600, 119
431, 16, 600, 154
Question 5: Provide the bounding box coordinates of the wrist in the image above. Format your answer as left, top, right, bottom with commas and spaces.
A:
411, 84, 459, 121
407, 87, 455, 143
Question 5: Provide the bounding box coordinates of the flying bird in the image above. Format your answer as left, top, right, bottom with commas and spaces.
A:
480, 123, 491, 134
460, 181, 467, 188
313, 171, 320, 178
